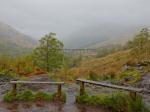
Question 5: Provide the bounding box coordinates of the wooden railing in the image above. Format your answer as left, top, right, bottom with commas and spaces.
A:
76, 79, 143, 99
10, 81, 64, 98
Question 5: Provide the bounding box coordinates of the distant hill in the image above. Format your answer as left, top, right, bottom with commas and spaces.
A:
64, 25, 149, 48
0, 22, 37, 56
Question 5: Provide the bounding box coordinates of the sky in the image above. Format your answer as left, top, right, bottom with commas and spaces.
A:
0, 0, 150, 40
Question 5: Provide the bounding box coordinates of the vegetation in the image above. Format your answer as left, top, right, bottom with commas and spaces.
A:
117, 68, 142, 84
127, 28, 150, 63
88, 71, 100, 81
33, 33, 64, 72
1, 28, 150, 84
51, 28, 150, 83
96, 44, 124, 58
0, 54, 42, 77
69, 50, 131, 80
76, 92, 149, 112
3, 89, 66, 102
0, 41, 33, 56
1, 29, 150, 111
52, 91, 66, 102
0, 33, 65, 77
3, 91, 15, 102
16, 90, 35, 101
35, 91, 53, 101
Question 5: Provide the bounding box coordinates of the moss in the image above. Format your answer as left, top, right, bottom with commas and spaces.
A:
76, 92, 149, 112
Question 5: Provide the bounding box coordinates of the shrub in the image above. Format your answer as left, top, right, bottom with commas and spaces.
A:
127, 95, 149, 112
76, 92, 149, 112
3, 92, 14, 102
118, 68, 141, 84
16, 89, 35, 101
76, 92, 89, 104
35, 91, 52, 101
4, 90, 66, 102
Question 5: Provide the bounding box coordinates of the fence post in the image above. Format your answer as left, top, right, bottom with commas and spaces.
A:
57, 84, 62, 98
12, 83, 17, 97
80, 81, 85, 96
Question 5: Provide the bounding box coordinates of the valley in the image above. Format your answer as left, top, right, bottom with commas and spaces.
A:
0, 23, 150, 112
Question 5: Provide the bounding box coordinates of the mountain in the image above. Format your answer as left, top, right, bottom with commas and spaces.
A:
64, 24, 149, 48
0, 21, 37, 56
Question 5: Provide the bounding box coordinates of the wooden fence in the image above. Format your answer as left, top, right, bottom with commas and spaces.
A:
77, 79, 143, 99
10, 81, 64, 98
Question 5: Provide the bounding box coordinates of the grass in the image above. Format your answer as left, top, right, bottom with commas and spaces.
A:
52, 91, 66, 102
117, 68, 142, 84
16, 90, 35, 101
3, 89, 66, 102
71, 50, 132, 78
35, 91, 52, 101
52, 50, 133, 82
76, 92, 149, 112
87, 71, 100, 81
3, 92, 14, 102
49, 49, 147, 84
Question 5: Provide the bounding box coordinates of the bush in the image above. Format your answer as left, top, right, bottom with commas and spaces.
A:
127, 95, 149, 112
4, 90, 66, 102
118, 68, 141, 84
76, 92, 89, 104
35, 91, 52, 101
3, 92, 14, 102
76, 92, 149, 112
16, 89, 35, 101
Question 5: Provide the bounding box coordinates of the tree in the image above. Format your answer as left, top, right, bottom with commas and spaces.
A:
33, 33, 64, 72
127, 28, 150, 62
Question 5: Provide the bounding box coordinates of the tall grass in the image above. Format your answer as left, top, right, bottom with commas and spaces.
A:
3, 89, 66, 102
76, 92, 149, 112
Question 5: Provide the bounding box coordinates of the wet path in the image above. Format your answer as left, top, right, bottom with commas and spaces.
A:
137, 73, 150, 109
0, 74, 110, 112
1, 73, 149, 112
0, 83, 109, 112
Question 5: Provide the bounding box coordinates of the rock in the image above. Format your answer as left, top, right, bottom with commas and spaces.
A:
122, 64, 129, 71
137, 73, 150, 110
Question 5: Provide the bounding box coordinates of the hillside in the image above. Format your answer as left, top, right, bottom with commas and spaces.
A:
0, 22, 37, 55
70, 50, 132, 78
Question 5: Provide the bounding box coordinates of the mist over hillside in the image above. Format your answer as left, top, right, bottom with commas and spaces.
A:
64, 24, 150, 48
0, 21, 37, 55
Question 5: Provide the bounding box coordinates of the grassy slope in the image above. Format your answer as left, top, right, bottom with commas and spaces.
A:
0, 42, 32, 56
70, 50, 132, 79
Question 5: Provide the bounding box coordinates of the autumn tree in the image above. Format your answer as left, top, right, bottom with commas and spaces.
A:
33, 33, 64, 72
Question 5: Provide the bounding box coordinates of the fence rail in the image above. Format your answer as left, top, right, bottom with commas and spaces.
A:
10, 81, 64, 85
76, 79, 144, 99
10, 81, 64, 98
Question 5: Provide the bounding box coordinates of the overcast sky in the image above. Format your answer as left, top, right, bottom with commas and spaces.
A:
0, 0, 150, 40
